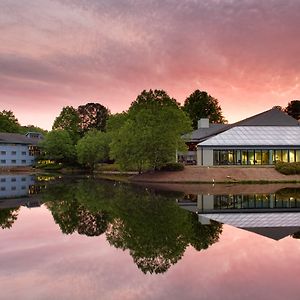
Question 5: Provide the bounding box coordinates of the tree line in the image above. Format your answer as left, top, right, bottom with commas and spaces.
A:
1, 90, 299, 172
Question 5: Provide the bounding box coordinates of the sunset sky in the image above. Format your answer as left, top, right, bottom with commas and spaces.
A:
1, 0, 300, 130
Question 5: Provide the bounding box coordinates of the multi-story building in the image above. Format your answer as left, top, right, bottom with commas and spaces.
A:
0, 132, 43, 167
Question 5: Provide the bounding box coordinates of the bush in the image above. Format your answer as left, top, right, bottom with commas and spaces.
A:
160, 162, 184, 171
36, 162, 63, 171
275, 162, 300, 175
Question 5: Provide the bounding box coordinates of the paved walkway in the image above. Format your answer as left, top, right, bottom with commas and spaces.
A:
131, 166, 300, 183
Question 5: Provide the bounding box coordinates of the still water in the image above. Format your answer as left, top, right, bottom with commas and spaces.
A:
0, 174, 300, 300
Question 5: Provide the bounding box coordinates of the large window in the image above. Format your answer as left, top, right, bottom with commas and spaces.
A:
213, 149, 299, 165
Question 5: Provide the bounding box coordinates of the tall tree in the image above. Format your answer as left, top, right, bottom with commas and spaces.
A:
285, 100, 300, 120
39, 130, 76, 164
0, 110, 21, 133
76, 130, 110, 170
52, 106, 81, 142
110, 90, 191, 172
77, 103, 110, 134
183, 89, 226, 129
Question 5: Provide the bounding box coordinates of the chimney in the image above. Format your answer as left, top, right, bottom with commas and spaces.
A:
198, 118, 209, 129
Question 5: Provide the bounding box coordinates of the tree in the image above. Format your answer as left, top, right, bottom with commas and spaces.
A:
77, 103, 110, 134
285, 100, 300, 120
183, 89, 226, 129
39, 130, 76, 163
0, 110, 21, 133
0, 207, 19, 229
20, 125, 47, 136
76, 130, 110, 170
52, 106, 81, 142
110, 90, 191, 172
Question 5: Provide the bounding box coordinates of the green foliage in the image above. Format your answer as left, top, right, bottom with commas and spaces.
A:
44, 179, 223, 274
183, 89, 226, 129
77, 103, 110, 134
76, 130, 110, 170
52, 106, 81, 142
36, 162, 62, 170
0, 208, 19, 229
275, 162, 300, 175
0, 110, 21, 133
20, 125, 47, 136
110, 90, 192, 172
285, 100, 300, 120
160, 162, 184, 171
39, 130, 76, 164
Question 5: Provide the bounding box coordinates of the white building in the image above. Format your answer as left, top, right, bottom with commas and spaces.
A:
182, 107, 300, 166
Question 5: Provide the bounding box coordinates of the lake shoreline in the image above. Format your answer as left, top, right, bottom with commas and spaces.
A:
130, 166, 300, 184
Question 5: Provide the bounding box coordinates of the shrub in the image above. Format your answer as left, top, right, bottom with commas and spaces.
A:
275, 162, 300, 175
160, 162, 184, 171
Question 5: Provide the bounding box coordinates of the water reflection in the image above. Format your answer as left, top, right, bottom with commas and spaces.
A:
0, 174, 54, 228
1, 175, 300, 275
179, 187, 300, 240
43, 179, 222, 274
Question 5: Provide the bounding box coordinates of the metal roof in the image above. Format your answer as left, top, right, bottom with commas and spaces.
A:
184, 108, 299, 143
198, 126, 300, 147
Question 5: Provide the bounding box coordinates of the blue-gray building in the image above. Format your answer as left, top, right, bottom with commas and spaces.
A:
0, 132, 42, 167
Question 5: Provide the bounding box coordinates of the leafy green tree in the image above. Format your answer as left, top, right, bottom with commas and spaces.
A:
76, 130, 110, 170
39, 130, 76, 163
52, 106, 81, 142
77, 103, 110, 134
0, 207, 19, 229
285, 100, 300, 120
110, 90, 191, 172
0, 110, 21, 133
20, 125, 47, 136
183, 89, 226, 129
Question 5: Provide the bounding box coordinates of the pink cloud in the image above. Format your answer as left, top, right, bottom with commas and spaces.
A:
1, 0, 300, 129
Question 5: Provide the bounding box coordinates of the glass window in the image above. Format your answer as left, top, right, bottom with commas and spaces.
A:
11, 178, 16, 182
11, 160, 16, 164
274, 150, 281, 162
296, 150, 300, 162
0, 178, 6, 182
241, 150, 248, 165
21, 177, 26, 181
228, 150, 234, 164
235, 150, 241, 164
1, 160, 6, 164
254, 150, 262, 165
22, 151, 27, 155
248, 150, 254, 165
289, 150, 295, 163
11, 151, 17, 155
1, 187, 6, 191
282, 150, 288, 162
261, 150, 269, 165
21, 160, 26, 164
213, 150, 219, 165
1, 151, 6, 155
11, 186, 16, 191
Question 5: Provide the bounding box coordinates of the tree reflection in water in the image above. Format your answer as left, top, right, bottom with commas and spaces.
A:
0, 207, 19, 229
44, 180, 223, 274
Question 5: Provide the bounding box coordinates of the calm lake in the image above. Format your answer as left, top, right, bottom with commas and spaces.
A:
0, 174, 300, 300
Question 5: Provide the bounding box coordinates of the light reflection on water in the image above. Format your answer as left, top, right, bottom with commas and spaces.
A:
0, 175, 300, 300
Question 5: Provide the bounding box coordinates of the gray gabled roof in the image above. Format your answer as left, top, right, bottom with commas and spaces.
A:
182, 123, 228, 142
0, 133, 40, 145
184, 108, 299, 143
233, 107, 299, 126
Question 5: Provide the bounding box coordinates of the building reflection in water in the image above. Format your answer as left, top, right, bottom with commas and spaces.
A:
179, 188, 300, 240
